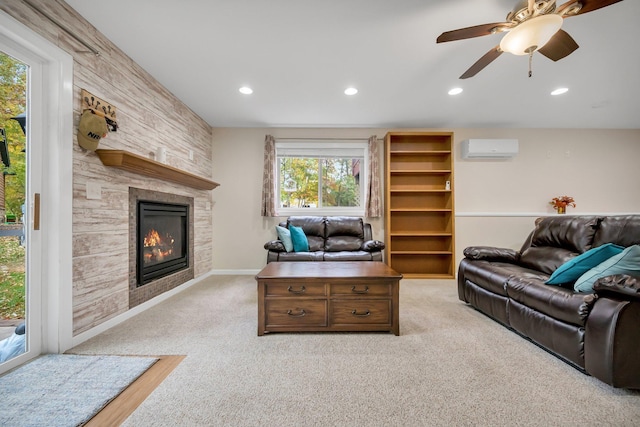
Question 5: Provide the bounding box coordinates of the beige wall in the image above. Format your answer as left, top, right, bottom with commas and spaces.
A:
3, 2, 639, 337
212, 128, 640, 271
1, 1, 214, 335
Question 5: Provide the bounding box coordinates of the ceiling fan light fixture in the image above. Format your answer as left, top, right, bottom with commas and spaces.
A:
499, 14, 563, 55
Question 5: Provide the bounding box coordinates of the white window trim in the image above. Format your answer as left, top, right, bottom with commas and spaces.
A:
275, 140, 368, 217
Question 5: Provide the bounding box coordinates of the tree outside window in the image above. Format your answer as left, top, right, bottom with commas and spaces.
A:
276, 142, 366, 214
0, 52, 27, 221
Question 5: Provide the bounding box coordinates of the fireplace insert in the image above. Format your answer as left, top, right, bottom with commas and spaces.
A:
137, 201, 189, 285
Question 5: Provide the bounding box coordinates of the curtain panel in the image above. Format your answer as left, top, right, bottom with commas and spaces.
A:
260, 135, 276, 216
366, 135, 382, 217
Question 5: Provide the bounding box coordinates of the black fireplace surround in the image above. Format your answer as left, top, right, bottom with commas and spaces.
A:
137, 201, 189, 285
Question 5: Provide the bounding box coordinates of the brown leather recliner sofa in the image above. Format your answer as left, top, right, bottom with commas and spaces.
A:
264, 216, 384, 263
458, 215, 640, 389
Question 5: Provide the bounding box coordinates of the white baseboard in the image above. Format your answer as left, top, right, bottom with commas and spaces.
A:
210, 269, 261, 275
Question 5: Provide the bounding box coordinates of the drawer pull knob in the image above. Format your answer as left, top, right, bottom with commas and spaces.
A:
351, 309, 371, 317
287, 286, 306, 294
287, 309, 306, 317
351, 286, 369, 294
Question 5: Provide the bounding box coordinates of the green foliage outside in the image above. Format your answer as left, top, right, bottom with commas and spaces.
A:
0, 51, 27, 320
322, 158, 359, 207
1, 52, 27, 218
279, 157, 359, 208
0, 237, 25, 319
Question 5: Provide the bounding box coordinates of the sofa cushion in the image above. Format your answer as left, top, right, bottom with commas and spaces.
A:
592, 216, 640, 248
529, 216, 600, 253
287, 216, 325, 251
276, 251, 324, 262
545, 243, 624, 285
574, 245, 640, 292
275, 225, 294, 252
323, 251, 373, 261
458, 260, 534, 297
506, 274, 597, 326
519, 246, 577, 275
325, 217, 365, 252
289, 225, 310, 252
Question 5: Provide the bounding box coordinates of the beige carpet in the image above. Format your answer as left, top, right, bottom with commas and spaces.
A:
71, 275, 640, 426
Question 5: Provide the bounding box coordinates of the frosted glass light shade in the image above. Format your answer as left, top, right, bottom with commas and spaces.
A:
500, 14, 563, 55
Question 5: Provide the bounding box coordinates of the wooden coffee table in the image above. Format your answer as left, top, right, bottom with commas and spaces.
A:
256, 261, 402, 336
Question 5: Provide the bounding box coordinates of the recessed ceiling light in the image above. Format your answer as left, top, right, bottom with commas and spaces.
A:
448, 87, 463, 95
344, 87, 358, 96
239, 86, 253, 95
551, 87, 568, 96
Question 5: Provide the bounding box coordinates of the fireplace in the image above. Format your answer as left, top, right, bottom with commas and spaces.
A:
137, 201, 189, 285
129, 188, 194, 308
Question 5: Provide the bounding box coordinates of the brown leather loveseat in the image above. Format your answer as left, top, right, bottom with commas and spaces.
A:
264, 216, 384, 263
458, 215, 640, 389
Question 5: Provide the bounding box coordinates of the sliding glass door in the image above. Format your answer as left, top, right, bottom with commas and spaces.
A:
0, 44, 42, 371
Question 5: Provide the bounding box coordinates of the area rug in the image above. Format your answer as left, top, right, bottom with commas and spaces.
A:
0, 354, 158, 427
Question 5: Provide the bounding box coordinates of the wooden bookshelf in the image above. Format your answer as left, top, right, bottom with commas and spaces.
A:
384, 132, 455, 278
96, 149, 219, 190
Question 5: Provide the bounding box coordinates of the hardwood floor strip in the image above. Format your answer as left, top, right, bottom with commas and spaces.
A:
84, 355, 185, 426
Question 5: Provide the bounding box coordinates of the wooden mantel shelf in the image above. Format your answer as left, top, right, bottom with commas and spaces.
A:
95, 149, 220, 190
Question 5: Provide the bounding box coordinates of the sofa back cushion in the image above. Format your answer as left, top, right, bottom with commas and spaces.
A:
519, 247, 578, 275
518, 216, 600, 274
529, 216, 600, 253
324, 217, 364, 252
592, 215, 640, 248
287, 216, 326, 252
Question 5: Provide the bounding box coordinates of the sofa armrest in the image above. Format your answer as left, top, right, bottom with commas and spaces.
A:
593, 274, 640, 301
264, 240, 286, 252
463, 246, 519, 263
361, 240, 385, 252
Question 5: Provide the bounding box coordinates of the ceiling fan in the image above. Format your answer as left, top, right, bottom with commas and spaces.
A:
436, 0, 624, 79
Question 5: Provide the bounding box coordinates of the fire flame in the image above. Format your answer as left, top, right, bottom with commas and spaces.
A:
143, 228, 175, 263
144, 229, 162, 247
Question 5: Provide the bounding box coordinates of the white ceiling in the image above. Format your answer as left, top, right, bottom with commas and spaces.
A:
64, 0, 639, 129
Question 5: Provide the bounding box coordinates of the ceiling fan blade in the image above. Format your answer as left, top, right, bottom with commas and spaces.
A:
459, 46, 503, 79
538, 29, 579, 61
437, 23, 511, 43
557, 0, 623, 16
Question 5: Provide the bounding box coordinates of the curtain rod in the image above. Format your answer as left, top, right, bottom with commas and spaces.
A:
276, 137, 383, 141
24, 0, 100, 56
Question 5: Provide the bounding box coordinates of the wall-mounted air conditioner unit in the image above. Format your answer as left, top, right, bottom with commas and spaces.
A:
461, 139, 519, 159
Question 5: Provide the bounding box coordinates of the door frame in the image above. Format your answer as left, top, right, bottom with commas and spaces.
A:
0, 10, 73, 372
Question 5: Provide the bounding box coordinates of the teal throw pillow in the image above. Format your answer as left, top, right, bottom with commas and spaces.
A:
275, 225, 293, 252
545, 243, 624, 285
574, 245, 640, 292
289, 225, 309, 252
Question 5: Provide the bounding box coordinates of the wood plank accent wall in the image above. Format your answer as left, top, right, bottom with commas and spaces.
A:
1, 0, 215, 335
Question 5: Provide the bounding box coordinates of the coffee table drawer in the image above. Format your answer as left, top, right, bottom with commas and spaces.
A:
265, 283, 326, 297
265, 299, 327, 327
331, 283, 391, 296
330, 300, 391, 325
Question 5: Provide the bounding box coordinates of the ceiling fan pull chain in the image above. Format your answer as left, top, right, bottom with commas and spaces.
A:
528, 50, 533, 78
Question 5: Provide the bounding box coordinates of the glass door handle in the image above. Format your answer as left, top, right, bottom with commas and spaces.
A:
33, 193, 40, 230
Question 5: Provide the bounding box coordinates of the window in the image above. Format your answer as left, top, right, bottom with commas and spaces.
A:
276, 141, 367, 216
